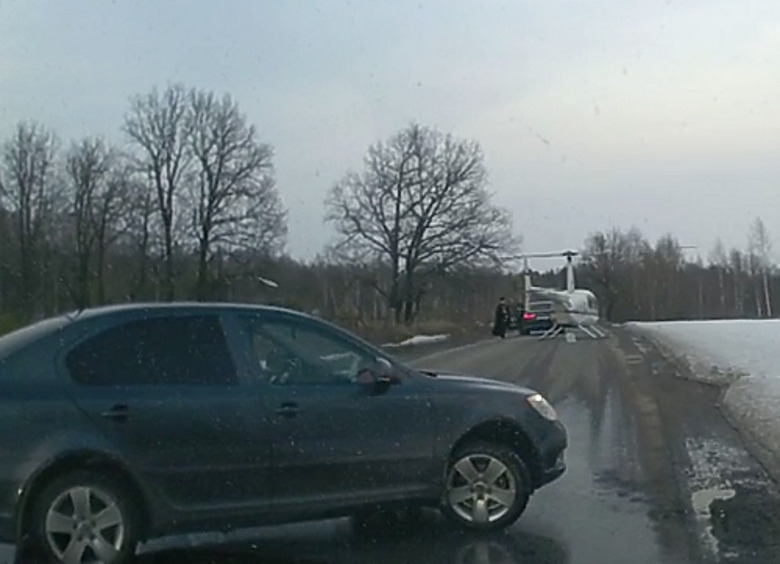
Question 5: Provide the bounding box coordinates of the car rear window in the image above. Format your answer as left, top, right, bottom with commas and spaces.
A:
0, 316, 70, 362
66, 315, 237, 386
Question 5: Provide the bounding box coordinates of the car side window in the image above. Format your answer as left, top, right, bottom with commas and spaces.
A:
241, 316, 376, 386
66, 315, 237, 386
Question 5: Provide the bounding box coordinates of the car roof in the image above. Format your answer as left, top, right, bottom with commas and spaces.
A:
0, 302, 336, 364
63, 301, 304, 321
0, 316, 71, 360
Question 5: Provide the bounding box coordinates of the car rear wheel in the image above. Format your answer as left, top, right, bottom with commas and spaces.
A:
442, 442, 530, 532
28, 470, 139, 564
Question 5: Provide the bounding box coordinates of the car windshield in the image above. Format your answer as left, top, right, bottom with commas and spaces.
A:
3, 2, 780, 563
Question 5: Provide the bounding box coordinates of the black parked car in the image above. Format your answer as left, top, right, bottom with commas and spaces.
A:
519, 301, 556, 335
0, 303, 567, 564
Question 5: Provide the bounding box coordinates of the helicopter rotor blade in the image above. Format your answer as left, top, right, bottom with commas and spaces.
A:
506, 250, 580, 260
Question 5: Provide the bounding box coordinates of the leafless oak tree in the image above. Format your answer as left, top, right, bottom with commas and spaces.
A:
326, 123, 516, 323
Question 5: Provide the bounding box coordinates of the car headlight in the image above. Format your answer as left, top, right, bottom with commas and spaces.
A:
527, 393, 558, 421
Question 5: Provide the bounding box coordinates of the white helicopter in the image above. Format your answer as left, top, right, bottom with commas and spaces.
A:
511, 250, 606, 340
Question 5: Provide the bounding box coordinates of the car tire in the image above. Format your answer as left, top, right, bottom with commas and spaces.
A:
442, 442, 530, 532
28, 470, 140, 564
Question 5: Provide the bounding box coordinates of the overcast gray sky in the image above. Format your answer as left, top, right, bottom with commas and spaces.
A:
2, 0, 780, 265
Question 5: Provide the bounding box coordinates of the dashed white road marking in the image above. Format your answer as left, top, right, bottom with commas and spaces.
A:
631, 337, 651, 354
624, 354, 644, 365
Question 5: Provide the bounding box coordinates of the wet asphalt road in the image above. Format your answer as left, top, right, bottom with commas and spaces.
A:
4, 326, 780, 563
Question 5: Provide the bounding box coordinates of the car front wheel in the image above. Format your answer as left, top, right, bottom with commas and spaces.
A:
442, 442, 530, 532
28, 470, 140, 564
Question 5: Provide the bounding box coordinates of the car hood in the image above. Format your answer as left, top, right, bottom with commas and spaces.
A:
419, 370, 536, 395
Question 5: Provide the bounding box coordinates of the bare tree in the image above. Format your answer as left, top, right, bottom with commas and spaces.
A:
186, 89, 286, 299
582, 231, 615, 318
0, 122, 59, 317
748, 217, 773, 317
653, 235, 683, 319
729, 248, 746, 316
0, 204, 14, 316
64, 138, 111, 308
621, 228, 650, 318
326, 123, 516, 323
582, 228, 639, 320
124, 84, 191, 300
709, 238, 728, 316
93, 160, 134, 303
110, 169, 157, 301
63, 139, 134, 308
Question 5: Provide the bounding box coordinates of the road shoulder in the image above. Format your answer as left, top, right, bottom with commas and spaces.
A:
621, 329, 780, 564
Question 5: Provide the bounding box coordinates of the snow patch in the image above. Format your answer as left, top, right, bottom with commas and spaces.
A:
722, 375, 780, 481
628, 320, 764, 386
629, 320, 780, 483
383, 334, 450, 348
692, 488, 736, 513
684, 436, 748, 560
630, 320, 780, 384
692, 488, 737, 559
257, 276, 279, 288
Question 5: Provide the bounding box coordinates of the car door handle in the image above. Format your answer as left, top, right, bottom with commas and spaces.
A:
101, 404, 131, 423
275, 402, 300, 418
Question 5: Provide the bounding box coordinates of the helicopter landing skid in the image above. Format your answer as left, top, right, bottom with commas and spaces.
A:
539, 324, 564, 340
539, 323, 607, 341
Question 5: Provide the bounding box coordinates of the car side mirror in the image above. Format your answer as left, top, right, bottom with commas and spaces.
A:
359, 358, 400, 393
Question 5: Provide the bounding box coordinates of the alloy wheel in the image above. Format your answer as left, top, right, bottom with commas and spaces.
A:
44, 485, 126, 564
446, 453, 517, 524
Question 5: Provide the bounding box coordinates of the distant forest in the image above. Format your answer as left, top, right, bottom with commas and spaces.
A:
1, 85, 775, 339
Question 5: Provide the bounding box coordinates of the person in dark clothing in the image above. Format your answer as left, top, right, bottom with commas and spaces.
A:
492, 297, 511, 338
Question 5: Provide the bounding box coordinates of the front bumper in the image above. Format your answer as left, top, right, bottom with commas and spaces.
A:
537, 451, 566, 487
532, 420, 567, 488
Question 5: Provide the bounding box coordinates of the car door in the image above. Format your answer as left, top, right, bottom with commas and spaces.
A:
63, 312, 275, 513
234, 312, 436, 512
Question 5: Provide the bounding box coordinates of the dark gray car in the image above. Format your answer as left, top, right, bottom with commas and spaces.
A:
0, 303, 566, 564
